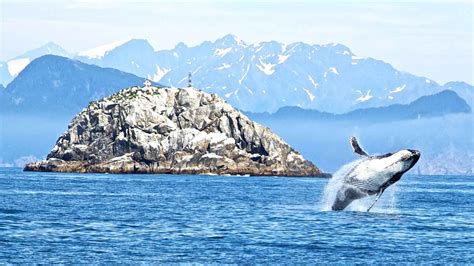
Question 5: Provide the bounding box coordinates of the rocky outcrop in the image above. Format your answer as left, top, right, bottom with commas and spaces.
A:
25, 86, 322, 176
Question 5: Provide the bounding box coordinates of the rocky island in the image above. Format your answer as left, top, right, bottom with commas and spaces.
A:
25, 86, 322, 176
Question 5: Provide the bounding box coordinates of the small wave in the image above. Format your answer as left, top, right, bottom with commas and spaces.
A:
0, 190, 98, 196
401, 188, 474, 194
0, 208, 25, 214
401, 181, 474, 187
0, 190, 163, 197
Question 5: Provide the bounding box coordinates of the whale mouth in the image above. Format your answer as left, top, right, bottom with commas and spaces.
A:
406, 149, 421, 169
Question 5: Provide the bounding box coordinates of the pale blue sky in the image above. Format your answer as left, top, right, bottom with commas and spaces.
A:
0, 0, 472, 84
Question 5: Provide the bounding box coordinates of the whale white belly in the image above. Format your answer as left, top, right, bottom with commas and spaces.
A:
344, 158, 402, 192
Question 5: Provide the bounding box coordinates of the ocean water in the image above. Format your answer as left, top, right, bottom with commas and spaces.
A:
0, 168, 472, 263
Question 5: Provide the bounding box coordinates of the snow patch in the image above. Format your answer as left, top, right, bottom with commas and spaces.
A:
214, 47, 232, 57
192, 66, 202, 75
389, 84, 406, 94
328, 67, 339, 75
234, 36, 246, 47
356, 90, 373, 102
351, 55, 364, 65
78, 39, 130, 59
257, 59, 275, 75
308, 75, 319, 87
225, 90, 238, 98
277, 54, 289, 64
324, 67, 339, 78
303, 88, 316, 102
7, 58, 30, 76
239, 64, 250, 85
151, 65, 169, 82
217, 63, 231, 70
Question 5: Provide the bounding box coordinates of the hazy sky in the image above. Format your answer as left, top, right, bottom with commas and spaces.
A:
1, 0, 472, 84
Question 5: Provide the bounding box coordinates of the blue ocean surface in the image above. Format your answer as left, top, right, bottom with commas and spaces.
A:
0, 168, 472, 263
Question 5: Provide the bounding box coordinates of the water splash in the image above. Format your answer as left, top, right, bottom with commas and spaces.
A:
320, 159, 362, 211
320, 159, 399, 213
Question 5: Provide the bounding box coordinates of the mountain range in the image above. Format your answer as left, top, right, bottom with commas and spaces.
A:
2, 35, 472, 113
1, 54, 470, 122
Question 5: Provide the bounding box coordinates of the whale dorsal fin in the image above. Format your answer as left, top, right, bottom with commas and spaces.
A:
350, 136, 369, 157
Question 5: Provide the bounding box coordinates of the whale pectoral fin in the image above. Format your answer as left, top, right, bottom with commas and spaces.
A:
350, 136, 369, 157
367, 189, 384, 212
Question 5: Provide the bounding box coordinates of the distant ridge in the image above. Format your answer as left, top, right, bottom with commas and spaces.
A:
246, 90, 471, 123
1, 55, 161, 115
0, 42, 70, 86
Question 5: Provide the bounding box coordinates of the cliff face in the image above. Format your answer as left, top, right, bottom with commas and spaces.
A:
25, 86, 322, 176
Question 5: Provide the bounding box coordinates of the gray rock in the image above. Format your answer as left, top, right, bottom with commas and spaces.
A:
25, 86, 322, 176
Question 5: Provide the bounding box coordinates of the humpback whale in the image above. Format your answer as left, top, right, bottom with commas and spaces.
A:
331, 137, 420, 211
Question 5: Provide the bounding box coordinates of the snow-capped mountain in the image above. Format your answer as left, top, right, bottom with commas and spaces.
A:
72, 35, 473, 113
77, 39, 131, 59
3, 35, 472, 113
76, 39, 159, 81
0, 42, 70, 86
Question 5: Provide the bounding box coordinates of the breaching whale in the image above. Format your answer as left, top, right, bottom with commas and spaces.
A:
331, 137, 420, 211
